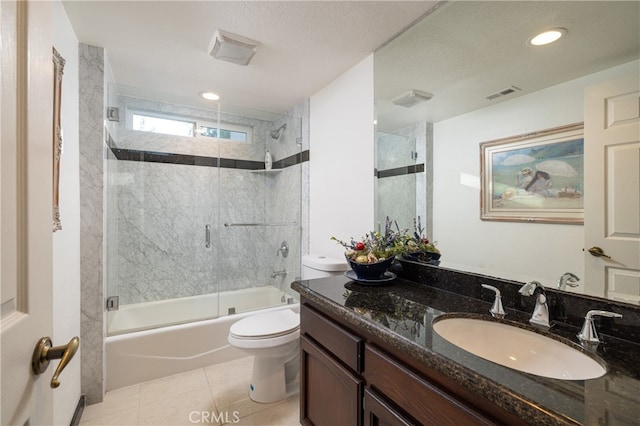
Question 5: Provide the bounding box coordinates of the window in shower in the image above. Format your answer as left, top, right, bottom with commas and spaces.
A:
129, 110, 252, 143
197, 122, 252, 143
131, 112, 196, 137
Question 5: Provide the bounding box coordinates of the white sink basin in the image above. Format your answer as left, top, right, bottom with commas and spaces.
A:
432, 316, 606, 380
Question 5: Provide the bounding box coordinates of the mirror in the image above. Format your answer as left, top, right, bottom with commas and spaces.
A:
374, 1, 639, 299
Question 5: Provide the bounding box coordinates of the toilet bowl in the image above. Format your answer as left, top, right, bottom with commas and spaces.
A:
227, 255, 348, 403
228, 309, 300, 403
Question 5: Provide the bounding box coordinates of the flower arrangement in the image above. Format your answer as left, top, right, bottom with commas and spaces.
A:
403, 216, 440, 255
331, 217, 407, 264
331, 217, 440, 277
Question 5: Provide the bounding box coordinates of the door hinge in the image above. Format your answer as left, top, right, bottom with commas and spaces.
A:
106, 296, 119, 311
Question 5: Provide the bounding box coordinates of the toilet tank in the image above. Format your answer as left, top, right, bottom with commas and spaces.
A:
302, 254, 348, 279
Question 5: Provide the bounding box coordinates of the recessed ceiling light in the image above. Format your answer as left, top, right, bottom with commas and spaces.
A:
528, 28, 567, 46
201, 92, 220, 101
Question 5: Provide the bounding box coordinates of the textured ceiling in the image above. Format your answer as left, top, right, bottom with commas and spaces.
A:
62, 0, 440, 118
375, 1, 640, 131
61, 1, 640, 126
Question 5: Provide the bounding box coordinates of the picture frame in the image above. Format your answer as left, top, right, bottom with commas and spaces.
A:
52, 47, 65, 232
480, 123, 584, 224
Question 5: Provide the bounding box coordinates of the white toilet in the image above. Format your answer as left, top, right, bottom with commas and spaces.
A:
227, 254, 348, 403
301, 254, 350, 279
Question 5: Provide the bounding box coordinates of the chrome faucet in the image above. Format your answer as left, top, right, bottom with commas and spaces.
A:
271, 269, 288, 278
481, 284, 506, 319
557, 272, 580, 290
577, 310, 623, 344
518, 280, 550, 328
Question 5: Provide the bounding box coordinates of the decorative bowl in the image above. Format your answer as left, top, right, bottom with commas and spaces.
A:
346, 255, 395, 280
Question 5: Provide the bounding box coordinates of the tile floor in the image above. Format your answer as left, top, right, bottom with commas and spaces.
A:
79, 356, 300, 426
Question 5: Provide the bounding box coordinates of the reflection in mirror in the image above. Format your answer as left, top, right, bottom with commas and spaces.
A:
375, 122, 433, 238
374, 1, 639, 299
375, 129, 419, 234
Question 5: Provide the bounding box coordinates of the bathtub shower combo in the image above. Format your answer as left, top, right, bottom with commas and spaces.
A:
105, 98, 304, 390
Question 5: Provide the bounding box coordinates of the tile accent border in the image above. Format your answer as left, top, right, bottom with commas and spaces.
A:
111, 147, 309, 171
375, 163, 425, 178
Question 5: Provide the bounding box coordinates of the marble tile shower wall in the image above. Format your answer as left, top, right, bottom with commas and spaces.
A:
109, 96, 304, 304
377, 173, 417, 232
394, 122, 433, 239
376, 129, 418, 231
265, 165, 303, 298
115, 160, 218, 304
79, 43, 106, 404
375, 122, 432, 237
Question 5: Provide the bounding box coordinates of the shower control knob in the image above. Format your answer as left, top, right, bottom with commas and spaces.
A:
277, 241, 289, 258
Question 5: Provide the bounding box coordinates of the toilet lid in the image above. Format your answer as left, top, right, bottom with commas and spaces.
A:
230, 309, 300, 338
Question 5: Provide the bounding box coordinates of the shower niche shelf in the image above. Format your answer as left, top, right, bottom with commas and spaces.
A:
250, 169, 282, 174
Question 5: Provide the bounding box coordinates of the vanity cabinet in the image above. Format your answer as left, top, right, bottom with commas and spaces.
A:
300, 300, 526, 426
300, 304, 363, 425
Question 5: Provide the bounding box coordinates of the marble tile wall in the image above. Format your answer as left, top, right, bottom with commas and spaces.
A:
265, 100, 307, 298
394, 122, 433, 239
108, 96, 306, 305
376, 131, 416, 170
78, 43, 106, 404
115, 160, 218, 303
375, 122, 433, 238
295, 100, 310, 263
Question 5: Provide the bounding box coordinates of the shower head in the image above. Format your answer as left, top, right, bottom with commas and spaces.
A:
270, 123, 287, 140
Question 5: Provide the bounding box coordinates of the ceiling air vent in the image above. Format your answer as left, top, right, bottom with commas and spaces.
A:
486, 86, 521, 101
392, 89, 433, 108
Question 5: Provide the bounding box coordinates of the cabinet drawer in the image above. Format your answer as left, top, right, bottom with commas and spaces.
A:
364, 387, 414, 426
365, 345, 493, 426
301, 304, 362, 372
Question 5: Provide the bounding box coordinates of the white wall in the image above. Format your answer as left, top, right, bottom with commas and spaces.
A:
52, 1, 81, 424
309, 56, 375, 259
433, 61, 639, 289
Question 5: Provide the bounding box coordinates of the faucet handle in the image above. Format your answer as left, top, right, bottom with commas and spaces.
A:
481, 284, 506, 319
577, 310, 623, 344
558, 272, 580, 290
518, 280, 544, 296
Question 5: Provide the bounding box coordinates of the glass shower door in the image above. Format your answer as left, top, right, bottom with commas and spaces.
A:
105, 94, 220, 335
216, 111, 302, 316
375, 131, 419, 232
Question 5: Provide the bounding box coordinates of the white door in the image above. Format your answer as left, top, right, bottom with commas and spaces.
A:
584, 72, 640, 302
1, 1, 57, 424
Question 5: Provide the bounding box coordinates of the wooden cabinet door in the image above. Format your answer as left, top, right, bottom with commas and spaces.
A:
364, 388, 414, 426
300, 335, 363, 426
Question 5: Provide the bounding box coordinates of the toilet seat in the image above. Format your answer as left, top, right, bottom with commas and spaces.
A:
229, 309, 299, 340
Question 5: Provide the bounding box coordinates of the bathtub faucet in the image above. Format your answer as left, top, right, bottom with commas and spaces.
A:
271, 269, 288, 279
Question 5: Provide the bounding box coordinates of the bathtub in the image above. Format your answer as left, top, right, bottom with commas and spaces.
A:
105, 286, 299, 391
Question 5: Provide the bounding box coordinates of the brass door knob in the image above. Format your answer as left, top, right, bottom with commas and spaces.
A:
32, 336, 80, 388
587, 246, 611, 259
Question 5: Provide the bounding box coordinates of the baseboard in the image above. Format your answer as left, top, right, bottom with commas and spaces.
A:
70, 394, 85, 426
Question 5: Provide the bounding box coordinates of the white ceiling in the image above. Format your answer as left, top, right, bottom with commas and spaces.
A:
62, 0, 440, 118
61, 1, 639, 125
375, 1, 640, 131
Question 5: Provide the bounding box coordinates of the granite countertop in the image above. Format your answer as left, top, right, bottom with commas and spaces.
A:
291, 264, 640, 426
